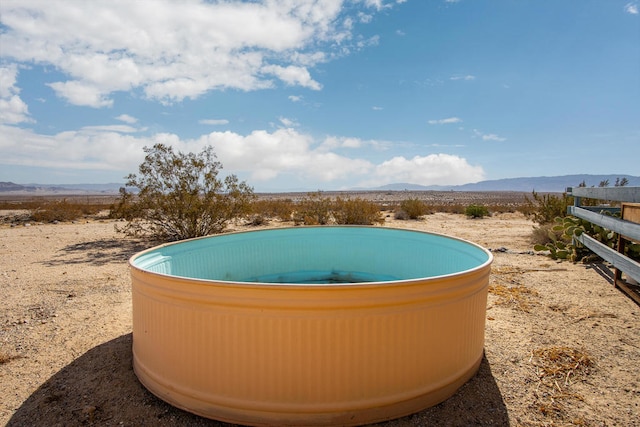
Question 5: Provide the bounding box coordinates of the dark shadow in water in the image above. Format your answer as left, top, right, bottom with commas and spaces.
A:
9, 334, 508, 426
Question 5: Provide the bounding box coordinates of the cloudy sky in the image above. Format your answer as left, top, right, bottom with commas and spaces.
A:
1, 0, 638, 191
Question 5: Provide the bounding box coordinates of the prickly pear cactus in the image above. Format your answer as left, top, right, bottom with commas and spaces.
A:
534, 214, 617, 263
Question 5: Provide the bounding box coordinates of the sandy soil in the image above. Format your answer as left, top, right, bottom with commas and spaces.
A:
1, 212, 639, 426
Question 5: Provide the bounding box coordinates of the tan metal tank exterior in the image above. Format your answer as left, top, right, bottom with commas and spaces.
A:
130, 255, 491, 426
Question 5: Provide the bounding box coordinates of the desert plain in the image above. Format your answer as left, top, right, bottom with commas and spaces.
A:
1, 192, 639, 427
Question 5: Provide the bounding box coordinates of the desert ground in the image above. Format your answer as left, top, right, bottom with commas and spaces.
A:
1, 194, 639, 426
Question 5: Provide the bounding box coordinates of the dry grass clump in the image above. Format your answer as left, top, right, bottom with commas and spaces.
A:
531, 346, 593, 386
489, 266, 541, 312
0, 199, 110, 223
529, 346, 594, 422
489, 284, 539, 312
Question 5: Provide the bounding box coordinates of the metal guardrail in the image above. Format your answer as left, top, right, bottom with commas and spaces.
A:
567, 186, 640, 203
567, 206, 640, 243
566, 186, 640, 303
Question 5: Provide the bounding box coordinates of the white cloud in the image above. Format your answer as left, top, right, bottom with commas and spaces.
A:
0, 65, 33, 125
199, 119, 230, 126
319, 135, 391, 152
450, 75, 475, 81
356, 35, 380, 49
363, 0, 386, 10
116, 114, 138, 124
0, 66, 18, 99
0, 124, 481, 188
625, 3, 639, 14
278, 117, 298, 127
358, 12, 374, 23
0, 95, 32, 125
262, 65, 322, 90
288, 95, 303, 102
0, 125, 148, 171
198, 128, 373, 182
48, 80, 113, 108
473, 129, 507, 142
482, 133, 506, 142
372, 106, 383, 110
0, 0, 397, 106
81, 125, 141, 133
359, 154, 485, 187
428, 117, 462, 125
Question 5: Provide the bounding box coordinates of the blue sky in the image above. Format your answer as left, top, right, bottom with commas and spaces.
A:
1, 0, 638, 191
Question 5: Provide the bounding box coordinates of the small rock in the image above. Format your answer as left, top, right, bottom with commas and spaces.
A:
82, 405, 97, 422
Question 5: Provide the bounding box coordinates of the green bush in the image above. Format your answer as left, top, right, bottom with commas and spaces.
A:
464, 204, 489, 218
332, 197, 384, 225
293, 192, 333, 225
398, 198, 428, 220
114, 143, 254, 240
523, 191, 572, 225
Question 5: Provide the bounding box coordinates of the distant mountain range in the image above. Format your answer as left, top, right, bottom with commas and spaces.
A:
362, 174, 640, 193
0, 182, 126, 194
1, 174, 639, 194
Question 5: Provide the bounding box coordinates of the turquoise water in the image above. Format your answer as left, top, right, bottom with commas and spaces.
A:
131, 227, 491, 284
244, 270, 400, 284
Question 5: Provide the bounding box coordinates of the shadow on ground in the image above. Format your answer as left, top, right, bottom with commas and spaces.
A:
43, 238, 154, 267
8, 334, 508, 426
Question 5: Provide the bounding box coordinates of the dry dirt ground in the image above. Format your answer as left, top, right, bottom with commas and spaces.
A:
1, 210, 639, 426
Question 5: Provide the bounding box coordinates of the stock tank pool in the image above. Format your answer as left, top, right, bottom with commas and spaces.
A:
130, 226, 493, 426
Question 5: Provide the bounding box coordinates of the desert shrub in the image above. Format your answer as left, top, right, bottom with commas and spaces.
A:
398, 198, 428, 220
250, 198, 294, 221
429, 203, 465, 214
30, 199, 84, 222
487, 203, 517, 214
523, 191, 572, 225
393, 210, 409, 220
530, 223, 564, 247
464, 204, 489, 218
291, 193, 384, 225
332, 197, 384, 225
114, 143, 254, 240
246, 214, 268, 226
109, 187, 140, 219
293, 192, 333, 225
